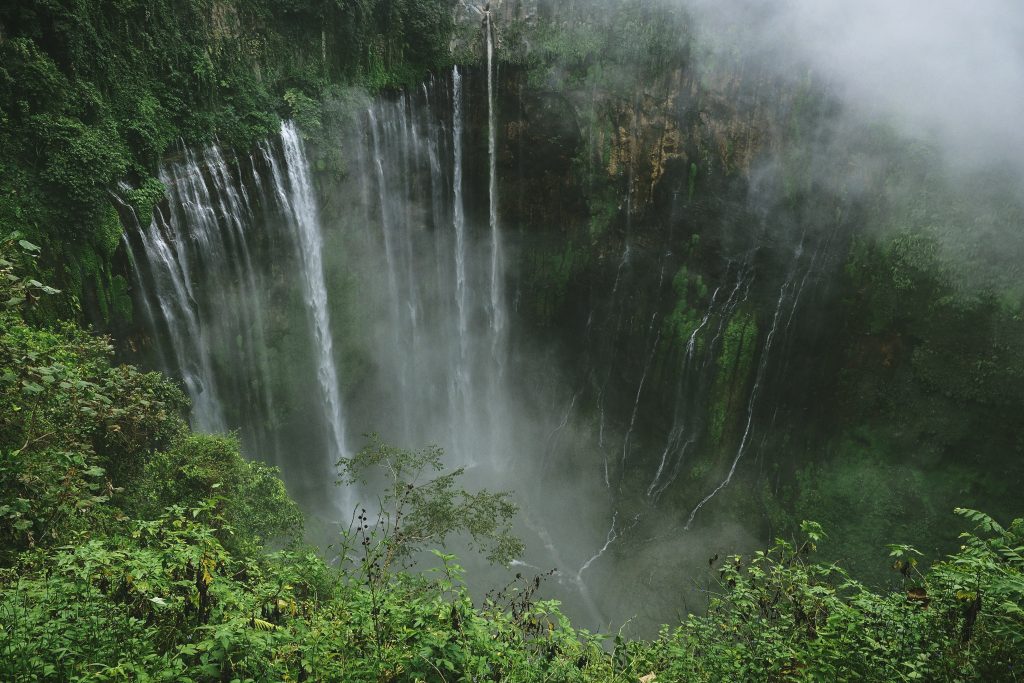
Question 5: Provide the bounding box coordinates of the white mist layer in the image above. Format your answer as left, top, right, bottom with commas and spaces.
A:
687, 0, 1024, 173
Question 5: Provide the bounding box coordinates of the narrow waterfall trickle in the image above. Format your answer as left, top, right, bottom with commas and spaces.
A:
646, 283, 722, 500
451, 66, 472, 454
681, 238, 820, 529
620, 311, 661, 474
485, 11, 505, 369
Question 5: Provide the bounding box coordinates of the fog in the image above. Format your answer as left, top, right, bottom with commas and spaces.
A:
687, 0, 1024, 175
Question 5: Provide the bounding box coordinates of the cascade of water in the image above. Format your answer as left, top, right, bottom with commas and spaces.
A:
451, 66, 472, 447
576, 511, 620, 582
126, 132, 356, 511
619, 312, 661, 472
684, 272, 794, 529
393, 94, 426, 429
643, 261, 756, 503
522, 517, 607, 628
542, 390, 579, 468
617, 254, 673, 475
645, 284, 723, 498
276, 122, 349, 494
126, 68, 526, 514
367, 107, 412, 438
349, 70, 513, 467
203, 146, 279, 448
125, 151, 236, 432
110, 190, 169, 372
116, 61, 849, 632
190, 148, 253, 429
424, 77, 454, 330
485, 11, 506, 373
595, 243, 632, 483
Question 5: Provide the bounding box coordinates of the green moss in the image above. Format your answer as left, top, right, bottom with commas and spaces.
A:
126, 177, 167, 228
707, 309, 758, 447
525, 241, 580, 323
791, 429, 978, 582
665, 266, 702, 345
664, 263, 711, 360
109, 274, 132, 323
587, 187, 620, 239
284, 88, 323, 135
96, 205, 123, 263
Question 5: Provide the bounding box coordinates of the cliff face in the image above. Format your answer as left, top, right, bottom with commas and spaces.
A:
489, 6, 823, 501
480, 2, 1024, 590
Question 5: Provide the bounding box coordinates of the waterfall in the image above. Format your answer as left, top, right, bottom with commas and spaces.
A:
683, 249, 809, 529
451, 66, 472, 453
277, 121, 349, 483
485, 10, 506, 374
643, 265, 752, 502
123, 145, 253, 435
352, 68, 510, 467
136, 69, 514, 491
620, 311, 661, 473
125, 126, 350, 513
367, 107, 412, 438
645, 284, 722, 499
118, 62, 841, 633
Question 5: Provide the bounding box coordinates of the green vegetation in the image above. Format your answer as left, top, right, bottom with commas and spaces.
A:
631, 515, 1024, 682
501, 1, 691, 90
521, 241, 582, 325
0, 0, 456, 315
807, 218, 1024, 575
2, 241, 1021, 680
664, 265, 708, 348
707, 309, 757, 449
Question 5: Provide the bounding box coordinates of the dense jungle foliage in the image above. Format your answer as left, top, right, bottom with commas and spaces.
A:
1, 237, 1023, 680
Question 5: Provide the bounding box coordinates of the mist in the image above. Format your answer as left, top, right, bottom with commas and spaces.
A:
686, 0, 1024, 176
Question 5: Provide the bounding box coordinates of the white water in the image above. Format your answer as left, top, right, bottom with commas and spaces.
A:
451, 66, 472, 446
486, 11, 506, 373
333, 71, 513, 471
644, 265, 754, 503
620, 312, 661, 472
277, 122, 349, 501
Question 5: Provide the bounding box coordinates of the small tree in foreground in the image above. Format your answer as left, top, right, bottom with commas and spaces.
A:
336, 435, 524, 578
